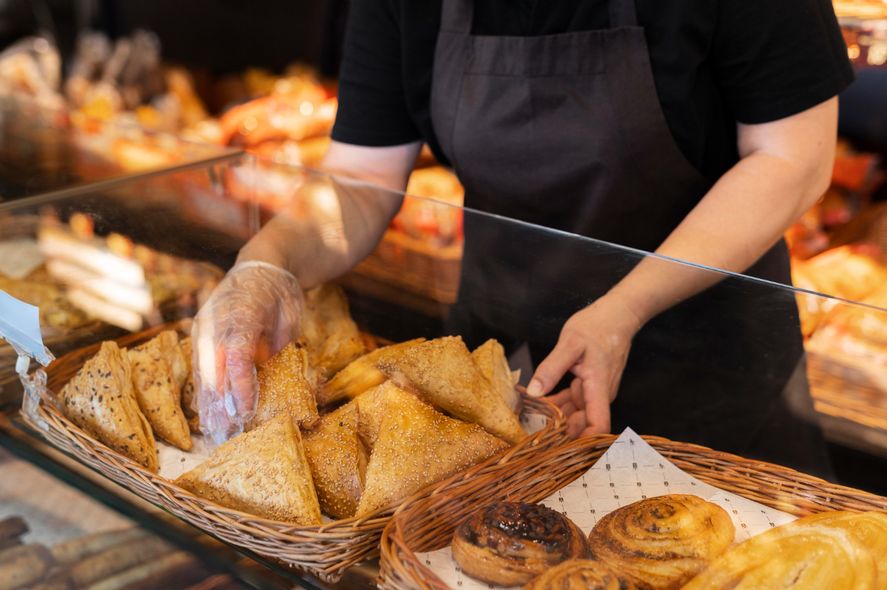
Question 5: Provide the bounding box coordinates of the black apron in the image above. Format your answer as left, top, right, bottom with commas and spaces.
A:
431, 0, 832, 476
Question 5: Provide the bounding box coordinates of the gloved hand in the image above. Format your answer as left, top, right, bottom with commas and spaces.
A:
191, 260, 303, 445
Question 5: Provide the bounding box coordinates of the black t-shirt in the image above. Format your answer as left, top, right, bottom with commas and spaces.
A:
332, 0, 853, 181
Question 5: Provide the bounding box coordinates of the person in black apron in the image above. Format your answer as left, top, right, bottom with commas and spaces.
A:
192, 0, 852, 476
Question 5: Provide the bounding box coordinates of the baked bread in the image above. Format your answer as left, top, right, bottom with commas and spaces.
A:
61, 341, 158, 471
302, 403, 367, 519
375, 336, 526, 443
319, 338, 425, 406
588, 494, 734, 589
352, 381, 409, 449
522, 559, 640, 590
176, 414, 322, 525
682, 523, 876, 589
355, 384, 508, 516
452, 502, 588, 586
128, 330, 192, 450
471, 339, 521, 414
301, 284, 366, 377
247, 342, 318, 430
177, 336, 199, 433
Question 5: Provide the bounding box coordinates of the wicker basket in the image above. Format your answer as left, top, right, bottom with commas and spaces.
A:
379, 434, 887, 590
22, 327, 566, 583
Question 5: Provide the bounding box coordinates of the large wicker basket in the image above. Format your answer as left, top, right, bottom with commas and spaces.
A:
22, 327, 566, 583
379, 434, 887, 590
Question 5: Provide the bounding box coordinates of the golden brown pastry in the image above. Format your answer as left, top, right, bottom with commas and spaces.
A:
177, 336, 199, 433
789, 511, 887, 588
355, 385, 508, 516
681, 523, 876, 590
300, 285, 366, 377
175, 414, 322, 525
319, 338, 425, 406
453, 502, 588, 586
523, 559, 640, 590
61, 341, 158, 471
471, 339, 521, 415
302, 403, 367, 519
588, 495, 734, 589
247, 342, 318, 430
352, 381, 407, 449
128, 331, 192, 450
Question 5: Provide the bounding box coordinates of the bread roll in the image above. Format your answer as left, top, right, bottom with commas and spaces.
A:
522, 559, 640, 590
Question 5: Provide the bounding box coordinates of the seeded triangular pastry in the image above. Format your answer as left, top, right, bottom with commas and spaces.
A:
301, 285, 366, 377
319, 338, 425, 406
248, 342, 318, 430
355, 385, 509, 516
377, 336, 527, 444
175, 414, 322, 524
128, 330, 192, 450
353, 381, 417, 449
303, 403, 367, 519
471, 339, 522, 415
177, 336, 199, 433
61, 341, 158, 471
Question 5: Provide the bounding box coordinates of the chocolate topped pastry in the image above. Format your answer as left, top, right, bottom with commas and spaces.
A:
453, 502, 588, 586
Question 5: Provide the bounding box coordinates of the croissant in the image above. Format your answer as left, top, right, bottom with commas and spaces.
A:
523, 559, 640, 590
588, 495, 734, 589
681, 523, 876, 589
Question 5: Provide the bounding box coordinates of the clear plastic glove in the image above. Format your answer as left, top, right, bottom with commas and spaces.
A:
191, 260, 303, 445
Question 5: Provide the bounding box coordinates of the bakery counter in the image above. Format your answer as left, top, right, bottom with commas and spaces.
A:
1, 161, 887, 587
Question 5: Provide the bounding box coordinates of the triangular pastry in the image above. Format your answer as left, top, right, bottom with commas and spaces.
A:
248, 342, 318, 430
353, 381, 417, 449
128, 330, 192, 450
355, 385, 508, 516
301, 285, 366, 377
376, 336, 526, 444
319, 338, 425, 406
175, 414, 322, 524
177, 336, 200, 433
471, 339, 522, 415
303, 403, 367, 519
61, 341, 158, 471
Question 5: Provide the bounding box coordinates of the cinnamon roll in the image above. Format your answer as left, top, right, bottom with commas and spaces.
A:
522, 559, 640, 590
682, 523, 876, 589
452, 502, 588, 586
587, 494, 734, 589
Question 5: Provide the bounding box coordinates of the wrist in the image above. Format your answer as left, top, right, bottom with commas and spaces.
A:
595, 290, 646, 336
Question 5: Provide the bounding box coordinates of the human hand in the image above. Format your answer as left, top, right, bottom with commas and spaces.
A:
527, 294, 643, 438
191, 260, 303, 444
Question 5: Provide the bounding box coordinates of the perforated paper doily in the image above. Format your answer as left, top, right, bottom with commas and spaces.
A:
417, 428, 797, 590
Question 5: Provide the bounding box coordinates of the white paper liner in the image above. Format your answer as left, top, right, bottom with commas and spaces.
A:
416, 428, 797, 590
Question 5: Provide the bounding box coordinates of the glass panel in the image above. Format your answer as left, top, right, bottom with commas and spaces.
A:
0, 95, 237, 204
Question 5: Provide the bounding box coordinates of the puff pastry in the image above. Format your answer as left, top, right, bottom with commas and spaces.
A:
61, 341, 158, 471
177, 336, 200, 433
588, 494, 733, 589
471, 339, 521, 415
300, 284, 366, 377
248, 342, 318, 430
355, 384, 508, 516
523, 559, 640, 590
176, 414, 322, 525
319, 338, 425, 406
452, 502, 587, 586
128, 330, 192, 450
682, 523, 876, 590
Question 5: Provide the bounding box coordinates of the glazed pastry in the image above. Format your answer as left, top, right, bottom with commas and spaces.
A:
522, 559, 640, 590
355, 384, 508, 516
789, 511, 887, 588
247, 342, 318, 430
128, 330, 192, 450
588, 494, 734, 589
471, 339, 521, 415
302, 403, 367, 519
61, 341, 158, 471
453, 503, 588, 586
682, 524, 876, 589
176, 414, 322, 525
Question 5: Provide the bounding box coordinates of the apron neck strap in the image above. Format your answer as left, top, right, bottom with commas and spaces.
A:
439, 0, 639, 35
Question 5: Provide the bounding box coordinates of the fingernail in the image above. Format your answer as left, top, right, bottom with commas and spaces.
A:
224, 393, 237, 417
527, 380, 543, 397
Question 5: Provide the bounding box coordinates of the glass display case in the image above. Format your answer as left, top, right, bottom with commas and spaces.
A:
0, 156, 885, 589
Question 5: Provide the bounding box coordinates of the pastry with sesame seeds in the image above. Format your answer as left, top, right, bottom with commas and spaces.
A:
178, 336, 200, 433
355, 385, 509, 516
128, 330, 192, 450
319, 338, 425, 406
176, 414, 322, 524
471, 339, 522, 415
247, 342, 318, 431
303, 403, 367, 519
61, 341, 158, 471
300, 284, 367, 377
